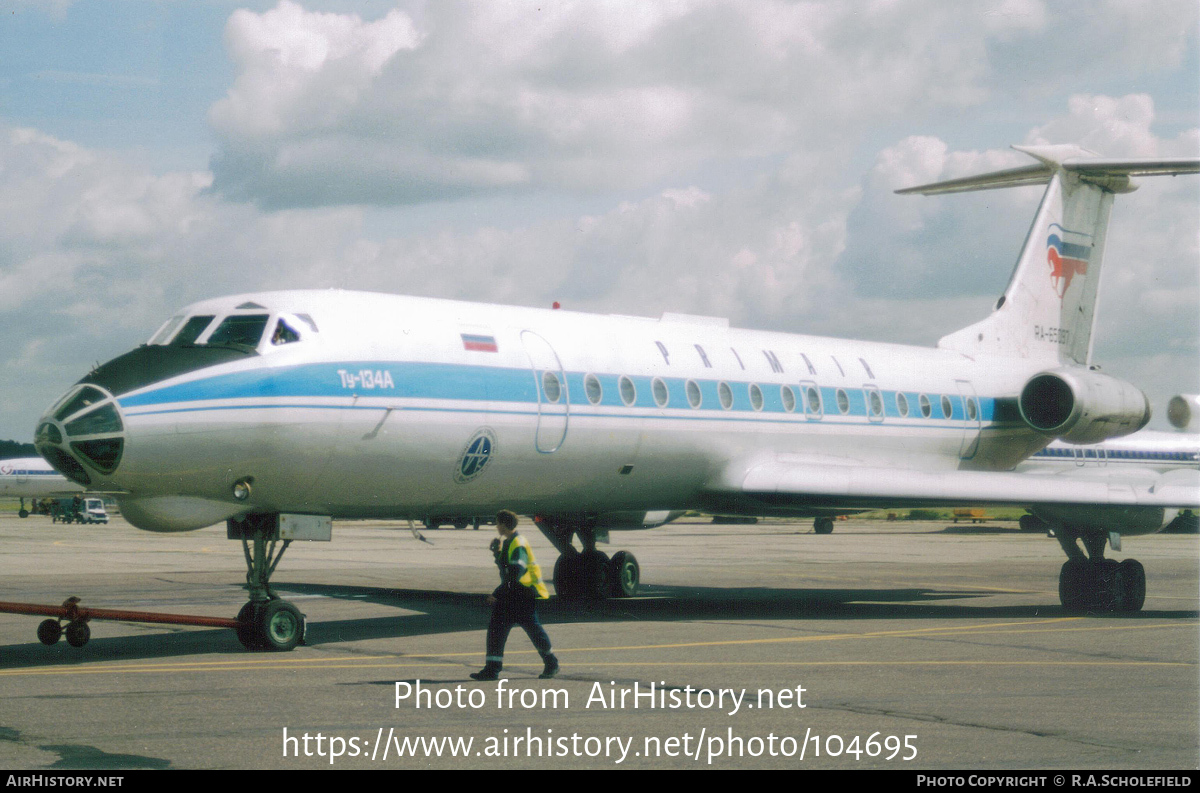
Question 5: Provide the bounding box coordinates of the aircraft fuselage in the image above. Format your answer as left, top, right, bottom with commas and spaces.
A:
36, 290, 1057, 532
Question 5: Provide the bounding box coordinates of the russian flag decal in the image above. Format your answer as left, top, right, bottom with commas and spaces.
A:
461, 333, 498, 352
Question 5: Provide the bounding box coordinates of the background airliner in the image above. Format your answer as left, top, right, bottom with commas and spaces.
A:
31, 145, 1199, 651
0, 456, 81, 517
1031, 428, 1199, 472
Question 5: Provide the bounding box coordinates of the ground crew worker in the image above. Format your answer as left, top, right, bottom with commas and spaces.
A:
471, 510, 559, 680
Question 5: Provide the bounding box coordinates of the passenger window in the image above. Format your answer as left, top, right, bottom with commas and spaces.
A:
686, 380, 702, 409
836, 389, 850, 414
869, 390, 883, 417
805, 386, 821, 415
941, 395, 953, 419
749, 384, 764, 411
271, 319, 301, 345
619, 376, 637, 406
585, 374, 603, 405
896, 393, 909, 417
718, 382, 733, 410
919, 394, 931, 418
542, 371, 562, 403
781, 385, 796, 412
171, 315, 216, 346
652, 378, 669, 407
206, 314, 270, 348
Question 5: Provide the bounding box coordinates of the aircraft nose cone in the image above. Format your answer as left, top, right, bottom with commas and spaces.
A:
35, 384, 126, 486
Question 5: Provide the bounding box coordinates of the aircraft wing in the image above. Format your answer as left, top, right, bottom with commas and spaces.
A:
701, 460, 1200, 513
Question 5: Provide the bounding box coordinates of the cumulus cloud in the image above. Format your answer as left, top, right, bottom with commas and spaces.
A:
208, 0, 1146, 208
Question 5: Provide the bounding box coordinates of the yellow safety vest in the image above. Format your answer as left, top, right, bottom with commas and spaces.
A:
507, 534, 549, 599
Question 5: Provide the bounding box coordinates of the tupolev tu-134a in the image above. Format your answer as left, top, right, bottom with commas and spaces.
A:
32, 144, 1200, 651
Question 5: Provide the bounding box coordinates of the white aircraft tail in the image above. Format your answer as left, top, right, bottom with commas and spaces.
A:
898, 145, 1199, 364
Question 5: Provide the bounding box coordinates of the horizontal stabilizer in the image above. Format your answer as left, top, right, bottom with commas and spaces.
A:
897, 145, 1200, 196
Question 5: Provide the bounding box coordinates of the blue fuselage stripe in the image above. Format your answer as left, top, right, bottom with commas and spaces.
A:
117, 360, 1003, 426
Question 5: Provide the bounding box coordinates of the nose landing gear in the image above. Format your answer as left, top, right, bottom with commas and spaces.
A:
228, 514, 316, 651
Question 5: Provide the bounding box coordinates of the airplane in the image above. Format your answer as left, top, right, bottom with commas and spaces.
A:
0, 456, 83, 517
1015, 425, 1199, 534
1029, 428, 1199, 472
29, 144, 1200, 651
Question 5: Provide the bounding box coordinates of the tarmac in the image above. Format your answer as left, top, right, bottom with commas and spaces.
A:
0, 512, 1195, 770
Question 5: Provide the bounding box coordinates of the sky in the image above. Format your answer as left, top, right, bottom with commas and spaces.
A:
0, 0, 1196, 441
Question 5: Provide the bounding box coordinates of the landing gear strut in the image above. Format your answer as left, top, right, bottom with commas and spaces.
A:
228, 515, 306, 651
1053, 526, 1146, 613
535, 517, 640, 599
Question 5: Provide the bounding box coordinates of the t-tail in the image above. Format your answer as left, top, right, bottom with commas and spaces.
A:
899, 145, 1199, 442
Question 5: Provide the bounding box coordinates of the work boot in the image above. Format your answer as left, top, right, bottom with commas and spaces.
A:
470, 662, 501, 681
538, 654, 559, 679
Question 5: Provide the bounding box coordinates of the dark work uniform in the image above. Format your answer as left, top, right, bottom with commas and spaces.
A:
484, 533, 553, 665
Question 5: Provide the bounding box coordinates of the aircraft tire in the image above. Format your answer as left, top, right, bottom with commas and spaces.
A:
18, 509, 28, 518
235, 602, 261, 650
1059, 559, 1093, 613
577, 549, 611, 600
257, 600, 305, 652
37, 619, 62, 646
1093, 559, 1125, 613
553, 552, 581, 599
608, 551, 639, 598
814, 517, 834, 535
64, 621, 90, 648
1119, 559, 1146, 612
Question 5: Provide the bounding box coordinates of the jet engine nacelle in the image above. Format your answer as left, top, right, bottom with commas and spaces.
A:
1167, 394, 1200, 431
1019, 368, 1151, 444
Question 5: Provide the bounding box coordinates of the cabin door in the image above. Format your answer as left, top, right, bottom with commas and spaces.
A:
520, 330, 569, 453
955, 380, 982, 460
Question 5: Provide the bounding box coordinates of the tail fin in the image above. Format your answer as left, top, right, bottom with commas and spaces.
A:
898, 145, 1198, 364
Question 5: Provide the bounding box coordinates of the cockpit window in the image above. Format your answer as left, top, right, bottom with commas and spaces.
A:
206, 314, 270, 348
170, 315, 216, 346
270, 318, 300, 345
149, 315, 184, 345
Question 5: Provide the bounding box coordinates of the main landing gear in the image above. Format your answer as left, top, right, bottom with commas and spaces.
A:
534, 516, 640, 600
228, 515, 306, 651
1051, 524, 1146, 613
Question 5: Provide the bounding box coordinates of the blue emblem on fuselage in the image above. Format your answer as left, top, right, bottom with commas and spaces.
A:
455, 428, 496, 483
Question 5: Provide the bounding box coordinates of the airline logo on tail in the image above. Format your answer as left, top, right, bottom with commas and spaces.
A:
1046, 224, 1092, 298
